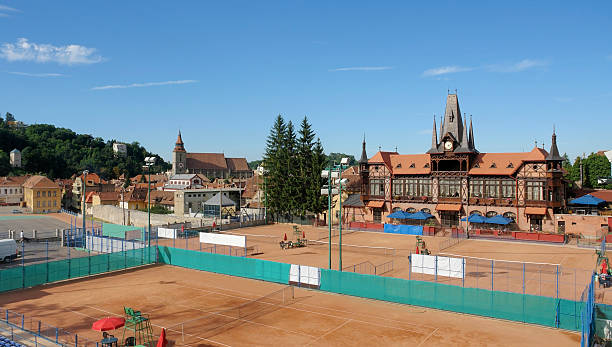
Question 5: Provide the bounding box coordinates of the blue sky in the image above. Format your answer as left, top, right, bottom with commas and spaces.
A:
0, 1, 610, 163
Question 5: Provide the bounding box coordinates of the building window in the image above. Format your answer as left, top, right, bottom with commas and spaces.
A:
37, 191, 40, 197
501, 180, 516, 198
439, 178, 461, 198
405, 179, 418, 196
418, 179, 431, 197
37, 201, 40, 207
526, 181, 545, 201
470, 179, 484, 198
54, 191, 57, 197
392, 180, 404, 196
42, 201, 46, 207
369, 179, 384, 197
373, 209, 382, 223
485, 179, 500, 198
503, 212, 516, 222
486, 211, 497, 218
54, 200, 57, 207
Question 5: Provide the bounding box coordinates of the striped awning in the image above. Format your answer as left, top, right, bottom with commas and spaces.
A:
525, 207, 547, 215
435, 204, 462, 212
366, 201, 385, 208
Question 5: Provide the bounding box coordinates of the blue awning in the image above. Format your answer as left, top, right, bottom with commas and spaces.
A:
387, 211, 409, 219
486, 215, 512, 225
406, 211, 434, 220
460, 214, 487, 223
570, 194, 605, 206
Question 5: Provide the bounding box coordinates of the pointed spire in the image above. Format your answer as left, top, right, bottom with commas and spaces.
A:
427, 115, 442, 153
174, 130, 186, 152
546, 126, 563, 161
359, 134, 368, 164
468, 115, 475, 150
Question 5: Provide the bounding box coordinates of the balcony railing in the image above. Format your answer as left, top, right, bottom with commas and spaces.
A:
469, 197, 516, 206
391, 196, 431, 203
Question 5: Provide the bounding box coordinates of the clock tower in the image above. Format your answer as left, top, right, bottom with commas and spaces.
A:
172, 131, 187, 175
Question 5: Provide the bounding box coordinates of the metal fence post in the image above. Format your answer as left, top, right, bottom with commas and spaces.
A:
491, 260, 494, 291
435, 256, 438, 282
22, 241, 25, 289
185, 235, 188, 250
75, 334, 77, 347
408, 255, 411, 280
38, 320, 41, 335
523, 263, 526, 295
46, 241, 49, 283
21, 314, 24, 329
67, 233, 71, 279
556, 265, 560, 299
123, 239, 126, 269
55, 328, 58, 343
462, 258, 465, 287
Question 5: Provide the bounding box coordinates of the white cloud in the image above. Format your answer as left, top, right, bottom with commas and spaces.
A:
0, 5, 19, 12
0, 38, 103, 65
330, 66, 393, 72
91, 80, 198, 90
8, 71, 64, 77
422, 65, 473, 77
487, 59, 548, 72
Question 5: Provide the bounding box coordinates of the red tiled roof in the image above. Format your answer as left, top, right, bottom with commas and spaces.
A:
147, 190, 174, 206
525, 207, 547, 215
469, 147, 548, 176
186, 153, 228, 170
96, 191, 120, 201
589, 190, 612, 203
126, 188, 148, 202
389, 154, 431, 175
0, 175, 30, 186
369, 151, 398, 169
366, 201, 385, 208
23, 175, 60, 189
226, 158, 250, 171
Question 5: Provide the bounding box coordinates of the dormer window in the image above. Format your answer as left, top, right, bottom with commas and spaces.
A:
506, 163, 514, 168
474, 163, 480, 168
396, 163, 402, 168
409, 163, 415, 168
424, 163, 430, 168
490, 163, 496, 168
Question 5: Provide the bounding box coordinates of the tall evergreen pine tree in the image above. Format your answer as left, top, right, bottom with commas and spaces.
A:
263, 115, 287, 217
297, 116, 315, 216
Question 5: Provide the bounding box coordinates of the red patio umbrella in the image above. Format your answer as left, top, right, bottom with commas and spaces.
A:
92, 317, 125, 331
283, 233, 287, 241
156, 328, 167, 347
302, 231, 305, 238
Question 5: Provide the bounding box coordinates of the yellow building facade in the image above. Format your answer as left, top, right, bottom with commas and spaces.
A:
23, 176, 61, 213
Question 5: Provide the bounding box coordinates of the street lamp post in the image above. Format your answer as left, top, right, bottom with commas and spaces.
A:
81, 170, 88, 233
144, 157, 156, 261
321, 157, 349, 271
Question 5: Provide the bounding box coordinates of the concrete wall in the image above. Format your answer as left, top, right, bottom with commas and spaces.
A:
92, 204, 213, 228
554, 214, 610, 237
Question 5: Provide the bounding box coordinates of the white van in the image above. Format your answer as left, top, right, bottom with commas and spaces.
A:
0, 239, 19, 263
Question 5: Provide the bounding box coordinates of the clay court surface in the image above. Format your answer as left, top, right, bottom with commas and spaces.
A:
158, 223, 596, 300
0, 265, 580, 346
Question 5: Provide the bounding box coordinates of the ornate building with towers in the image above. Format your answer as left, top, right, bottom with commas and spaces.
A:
358, 93, 567, 233
171, 131, 252, 179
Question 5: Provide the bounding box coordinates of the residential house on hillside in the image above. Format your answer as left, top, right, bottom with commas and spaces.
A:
147, 190, 174, 211
71, 173, 114, 209
0, 176, 29, 205
23, 175, 61, 213
92, 191, 120, 207
162, 174, 209, 191
119, 188, 148, 210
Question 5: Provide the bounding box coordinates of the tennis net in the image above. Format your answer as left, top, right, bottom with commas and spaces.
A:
307, 240, 395, 257
166, 286, 294, 343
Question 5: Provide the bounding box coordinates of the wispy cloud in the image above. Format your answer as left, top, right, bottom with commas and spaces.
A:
91, 80, 198, 90
8, 71, 64, 77
486, 59, 548, 72
330, 66, 393, 72
0, 5, 19, 17
422, 59, 548, 77
422, 65, 473, 77
0, 38, 103, 65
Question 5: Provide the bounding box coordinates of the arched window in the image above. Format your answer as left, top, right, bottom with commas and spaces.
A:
470, 210, 482, 216
420, 208, 431, 213
392, 207, 402, 212
503, 212, 516, 222
406, 207, 416, 213
486, 211, 497, 218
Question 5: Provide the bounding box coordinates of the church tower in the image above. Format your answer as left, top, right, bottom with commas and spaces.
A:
172, 131, 187, 175
359, 135, 369, 197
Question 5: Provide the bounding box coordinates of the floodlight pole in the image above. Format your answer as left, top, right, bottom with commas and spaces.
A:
147, 166, 151, 258
82, 170, 88, 233
328, 167, 332, 270
339, 174, 342, 271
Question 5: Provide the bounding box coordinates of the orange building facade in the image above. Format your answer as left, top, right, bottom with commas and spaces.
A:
358, 94, 567, 233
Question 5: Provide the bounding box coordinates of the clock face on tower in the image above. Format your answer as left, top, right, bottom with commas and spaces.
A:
444, 141, 453, 151
178, 162, 184, 168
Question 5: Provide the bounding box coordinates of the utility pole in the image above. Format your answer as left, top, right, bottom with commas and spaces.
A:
82, 170, 88, 233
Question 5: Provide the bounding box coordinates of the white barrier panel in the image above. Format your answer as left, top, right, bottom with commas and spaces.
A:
158, 228, 177, 239
411, 254, 464, 279
85, 235, 144, 253
199, 232, 246, 248
289, 264, 320, 287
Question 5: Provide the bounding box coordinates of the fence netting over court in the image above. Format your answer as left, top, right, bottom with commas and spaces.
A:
406, 252, 592, 301
164, 286, 294, 344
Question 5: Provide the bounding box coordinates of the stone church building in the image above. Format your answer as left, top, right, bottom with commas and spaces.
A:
172, 132, 252, 179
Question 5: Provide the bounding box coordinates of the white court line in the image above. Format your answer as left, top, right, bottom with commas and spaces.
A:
305, 319, 352, 346
416, 327, 439, 347
438, 252, 561, 266
167, 283, 432, 334
83, 305, 231, 347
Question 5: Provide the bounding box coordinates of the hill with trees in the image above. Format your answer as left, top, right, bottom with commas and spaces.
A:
0, 112, 170, 179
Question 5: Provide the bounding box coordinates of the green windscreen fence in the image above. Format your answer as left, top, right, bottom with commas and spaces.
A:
0, 247, 155, 293
157, 246, 290, 284
102, 222, 142, 239
320, 269, 583, 331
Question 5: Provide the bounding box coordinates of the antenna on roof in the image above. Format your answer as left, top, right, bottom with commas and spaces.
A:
395, 146, 398, 152
378, 145, 382, 151
535, 140, 537, 147
455, 88, 458, 94
447, 89, 450, 94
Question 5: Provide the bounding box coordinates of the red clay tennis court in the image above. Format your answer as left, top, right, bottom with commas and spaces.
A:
0, 265, 580, 346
